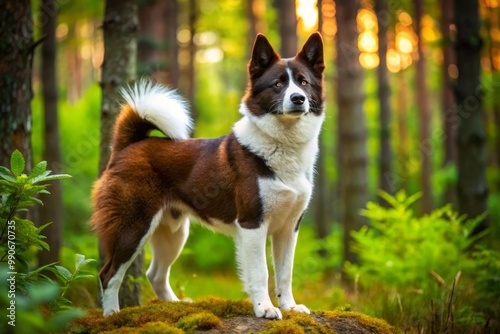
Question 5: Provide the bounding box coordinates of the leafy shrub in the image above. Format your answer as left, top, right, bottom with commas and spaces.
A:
345, 190, 492, 331
0, 150, 95, 333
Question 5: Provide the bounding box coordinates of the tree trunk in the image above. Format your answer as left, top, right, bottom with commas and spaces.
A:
246, 0, 258, 56
396, 71, 409, 190
99, 0, 140, 308
0, 0, 34, 170
335, 0, 368, 267
313, 0, 332, 241
441, 0, 457, 206
487, 5, 500, 193
274, 0, 297, 58
454, 0, 488, 233
414, 0, 432, 214
187, 0, 197, 124
138, 0, 179, 86
38, 0, 63, 266
374, 0, 392, 202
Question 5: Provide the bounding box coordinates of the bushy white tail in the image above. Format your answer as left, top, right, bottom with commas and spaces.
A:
120, 80, 193, 140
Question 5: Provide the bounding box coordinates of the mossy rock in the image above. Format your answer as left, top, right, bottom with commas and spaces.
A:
69, 298, 394, 334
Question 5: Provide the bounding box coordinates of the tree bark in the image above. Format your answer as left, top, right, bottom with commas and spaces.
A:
440, 0, 457, 206
273, 0, 297, 58
138, 0, 179, 86
454, 0, 489, 233
0, 0, 34, 170
38, 0, 63, 266
99, 0, 140, 308
187, 0, 197, 123
414, 0, 433, 214
335, 0, 368, 267
374, 0, 392, 202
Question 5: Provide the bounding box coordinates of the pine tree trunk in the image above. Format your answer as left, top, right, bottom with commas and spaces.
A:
38, 0, 63, 266
274, 0, 297, 58
335, 0, 368, 266
441, 0, 457, 206
138, 0, 179, 86
187, 0, 197, 123
454, 0, 488, 233
374, 0, 392, 201
414, 0, 432, 214
0, 0, 34, 170
246, 0, 258, 55
99, 0, 140, 308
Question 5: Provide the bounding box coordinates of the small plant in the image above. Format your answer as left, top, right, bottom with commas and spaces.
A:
0, 150, 95, 333
345, 190, 491, 332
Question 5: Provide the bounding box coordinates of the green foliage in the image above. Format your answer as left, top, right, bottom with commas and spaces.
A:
0, 149, 71, 267
345, 190, 496, 331
0, 150, 95, 333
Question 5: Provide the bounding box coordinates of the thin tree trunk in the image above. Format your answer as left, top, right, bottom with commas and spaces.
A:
396, 71, 409, 190
375, 0, 392, 201
414, 0, 433, 214
138, 0, 179, 86
487, 5, 500, 192
187, 0, 197, 124
0, 0, 34, 170
274, 0, 297, 58
454, 0, 488, 233
313, 0, 331, 241
99, 0, 140, 308
246, 0, 258, 56
165, 0, 180, 87
335, 0, 368, 267
441, 0, 457, 206
39, 0, 63, 266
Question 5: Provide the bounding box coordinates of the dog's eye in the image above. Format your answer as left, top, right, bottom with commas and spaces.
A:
275, 81, 283, 88
300, 80, 308, 86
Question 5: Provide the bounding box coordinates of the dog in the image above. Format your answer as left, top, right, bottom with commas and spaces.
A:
91, 32, 325, 319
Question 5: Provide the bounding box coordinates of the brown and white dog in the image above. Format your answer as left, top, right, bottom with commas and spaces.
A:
91, 32, 325, 319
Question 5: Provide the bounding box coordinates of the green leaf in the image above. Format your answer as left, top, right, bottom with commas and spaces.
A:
0, 166, 15, 182
34, 174, 72, 183
10, 149, 25, 176
29, 161, 47, 179
53, 265, 72, 284
29, 282, 61, 304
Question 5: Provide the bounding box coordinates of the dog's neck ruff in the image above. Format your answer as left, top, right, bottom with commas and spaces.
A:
233, 102, 324, 180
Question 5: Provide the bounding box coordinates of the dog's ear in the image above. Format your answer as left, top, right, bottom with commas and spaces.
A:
296, 32, 325, 76
249, 34, 280, 79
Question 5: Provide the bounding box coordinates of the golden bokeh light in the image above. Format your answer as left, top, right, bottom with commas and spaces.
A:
357, 8, 378, 32
297, 0, 319, 31
387, 48, 401, 73
398, 11, 413, 26
360, 52, 380, 69
359, 31, 378, 53
396, 31, 415, 53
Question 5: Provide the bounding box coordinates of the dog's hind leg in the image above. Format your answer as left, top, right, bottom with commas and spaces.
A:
99, 210, 164, 316
146, 210, 189, 301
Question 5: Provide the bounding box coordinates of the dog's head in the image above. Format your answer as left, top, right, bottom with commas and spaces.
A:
242, 33, 325, 119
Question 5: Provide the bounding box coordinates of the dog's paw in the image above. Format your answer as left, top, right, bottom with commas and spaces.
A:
281, 304, 311, 314
254, 301, 283, 319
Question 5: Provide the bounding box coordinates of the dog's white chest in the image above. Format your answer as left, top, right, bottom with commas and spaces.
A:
259, 174, 312, 234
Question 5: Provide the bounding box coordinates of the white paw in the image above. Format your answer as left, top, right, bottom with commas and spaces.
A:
281, 304, 310, 314
254, 300, 283, 319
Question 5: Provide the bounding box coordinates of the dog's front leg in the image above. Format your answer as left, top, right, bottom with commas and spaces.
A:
235, 223, 282, 319
272, 223, 310, 314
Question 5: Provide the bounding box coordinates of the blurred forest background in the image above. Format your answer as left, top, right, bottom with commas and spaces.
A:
1, 0, 500, 332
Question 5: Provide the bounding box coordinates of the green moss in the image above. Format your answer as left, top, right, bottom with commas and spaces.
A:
319, 310, 394, 334
69, 298, 393, 334
176, 311, 221, 332
100, 321, 183, 334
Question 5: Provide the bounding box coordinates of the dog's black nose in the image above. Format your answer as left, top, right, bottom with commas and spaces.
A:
291, 93, 305, 105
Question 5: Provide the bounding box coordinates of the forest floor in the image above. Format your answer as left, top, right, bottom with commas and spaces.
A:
68, 297, 394, 333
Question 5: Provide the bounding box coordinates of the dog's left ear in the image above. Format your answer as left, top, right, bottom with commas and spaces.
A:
296, 32, 325, 76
